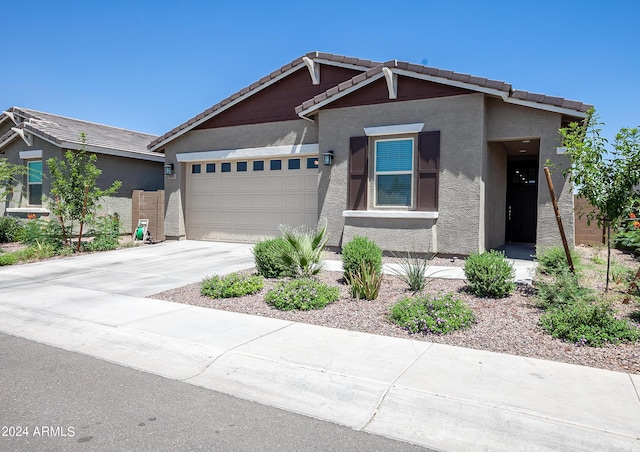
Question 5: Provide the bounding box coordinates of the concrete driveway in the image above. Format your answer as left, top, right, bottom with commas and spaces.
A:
0, 240, 255, 297
1, 241, 639, 451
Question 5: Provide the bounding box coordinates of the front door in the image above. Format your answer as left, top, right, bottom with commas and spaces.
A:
506, 160, 538, 243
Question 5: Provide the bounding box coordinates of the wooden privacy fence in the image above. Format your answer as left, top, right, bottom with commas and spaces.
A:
574, 195, 605, 246
132, 190, 165, 242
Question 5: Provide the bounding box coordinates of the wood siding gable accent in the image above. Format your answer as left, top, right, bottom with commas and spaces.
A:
194, 65, 362, 129
327, 76, 474, 110
417, 131, 440, 211
349, 136, 368, 210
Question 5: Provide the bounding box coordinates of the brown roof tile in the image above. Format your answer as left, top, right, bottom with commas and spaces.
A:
150, 52, 591, 150
4, 107, 158, 156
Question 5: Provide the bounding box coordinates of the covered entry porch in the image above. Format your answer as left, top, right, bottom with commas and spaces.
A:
485, 138, 541, 250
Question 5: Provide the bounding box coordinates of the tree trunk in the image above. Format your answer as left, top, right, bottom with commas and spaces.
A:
76, 185, 89, 253
55, 196, 68, 246
606, 221, 611, 292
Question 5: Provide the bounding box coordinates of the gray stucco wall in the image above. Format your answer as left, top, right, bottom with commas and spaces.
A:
485, 98, 573, 251
318, 93, 486, 255
484, 141, 508, 249
1, 136, 163, 233
161, 119, 319, 239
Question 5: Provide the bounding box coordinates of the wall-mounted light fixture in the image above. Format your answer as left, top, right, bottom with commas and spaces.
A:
323, 150, 334, 166
164, 163, 174, 176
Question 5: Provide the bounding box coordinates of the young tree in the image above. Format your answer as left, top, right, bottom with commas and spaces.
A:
560, 109, 640, 290
0, 158, 27, 201
47, 133, 122, 251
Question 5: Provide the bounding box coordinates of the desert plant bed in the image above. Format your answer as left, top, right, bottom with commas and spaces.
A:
149, 246, 640, 375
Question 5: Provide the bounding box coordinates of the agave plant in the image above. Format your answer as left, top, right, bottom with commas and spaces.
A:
279, 219, 328, 278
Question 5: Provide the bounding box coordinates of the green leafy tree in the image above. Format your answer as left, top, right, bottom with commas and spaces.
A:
47, 133, 122, 251
559, 109, 640, 290
0, 158, 27, 201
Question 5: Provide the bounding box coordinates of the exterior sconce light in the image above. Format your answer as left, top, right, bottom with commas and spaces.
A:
164, 163, 174, 176
323, 150, 334, 166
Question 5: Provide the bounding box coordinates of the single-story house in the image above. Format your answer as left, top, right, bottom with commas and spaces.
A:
1, 107, 164, 232
149, 51, 591, 255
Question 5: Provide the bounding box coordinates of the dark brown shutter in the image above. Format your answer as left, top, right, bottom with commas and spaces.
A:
349, 136, 368, 210
417, 131, 440, 211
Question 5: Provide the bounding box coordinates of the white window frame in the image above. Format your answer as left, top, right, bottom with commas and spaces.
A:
373, 137, 415, 209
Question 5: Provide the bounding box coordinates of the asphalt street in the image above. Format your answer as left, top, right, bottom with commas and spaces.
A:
0, 333, 428, 451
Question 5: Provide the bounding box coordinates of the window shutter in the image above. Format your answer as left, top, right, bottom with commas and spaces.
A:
417, 131, 440, 211
349, 136, 368, 210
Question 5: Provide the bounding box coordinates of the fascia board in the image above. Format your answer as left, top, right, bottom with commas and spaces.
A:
504, 97, 589, 118
59, 141, 165, 162
392, 68, 510, 100
150, 63, 307, 152
314, 58, 375, 72
176, 143, 319, 162
0, 131, 19, 150
297, 72, 385, 118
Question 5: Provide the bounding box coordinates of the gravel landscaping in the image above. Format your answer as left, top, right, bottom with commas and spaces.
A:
151, 246, 640, 375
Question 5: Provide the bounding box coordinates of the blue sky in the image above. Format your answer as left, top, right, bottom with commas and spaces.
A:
2, 1, 638, 143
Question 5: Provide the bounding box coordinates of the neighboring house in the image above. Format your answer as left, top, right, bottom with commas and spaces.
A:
149, 51, 591, 255
0, 107, 164, 232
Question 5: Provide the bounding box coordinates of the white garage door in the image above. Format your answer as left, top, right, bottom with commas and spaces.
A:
186, 156, 319, 243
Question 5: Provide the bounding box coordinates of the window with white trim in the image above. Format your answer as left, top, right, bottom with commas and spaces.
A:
374, 138, 413, 207
27, 160, 42, 206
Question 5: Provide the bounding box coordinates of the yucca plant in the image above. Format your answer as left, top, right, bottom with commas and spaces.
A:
349, 260, 383, 300
279, 219, 328, 278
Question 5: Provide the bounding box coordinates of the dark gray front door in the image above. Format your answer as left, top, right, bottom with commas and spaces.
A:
506, 160, 538, 243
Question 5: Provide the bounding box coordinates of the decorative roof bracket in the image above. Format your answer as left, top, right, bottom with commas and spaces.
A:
12, 127, 32, 146
302, 56, 320, 85
3, 110, 18, 125
382, 67, 397, 99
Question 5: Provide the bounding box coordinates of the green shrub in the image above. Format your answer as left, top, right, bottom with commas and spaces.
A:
265, 278, 339, 311
201, 273, 264, 298
610, 261, 634, 285
463, 250, 515, 298
341, 236, 382, 283
279, 221, 328, 278
536, 246, 581, 275
17, 218, 64, 250
0, 252, 18, 266
252, 237, 292, 278
390, 292, 475, 335
349, 261, 383, 300
0, 217, 24, 243
84, 215, 121, 252
614, 213, 640, 253
539, 300, 640, 347
11, 240, 58, 262
391, 251, 434, 292
535, 270, 596, 310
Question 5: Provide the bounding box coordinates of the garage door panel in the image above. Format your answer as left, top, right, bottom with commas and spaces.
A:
251, 194, 266, 208
267, 177, 285, 190
267, 196, 284, 209
187, 156, 318, 243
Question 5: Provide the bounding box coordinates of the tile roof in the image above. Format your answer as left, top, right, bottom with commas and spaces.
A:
149, 52, 592, 151
148, 52, 380, 150
4, 107, 159, 158
296, 59, 592, 116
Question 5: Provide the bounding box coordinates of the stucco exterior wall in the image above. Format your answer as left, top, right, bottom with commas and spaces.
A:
1, 136, 163, 232
484, 141, 508, 249
485, 98, 573, 250
161, 120, 319, 239
317, 93, 486, 255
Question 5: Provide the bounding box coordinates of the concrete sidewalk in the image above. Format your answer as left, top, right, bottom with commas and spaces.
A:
324, 256, 536, 284
1, 241, 638, 451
